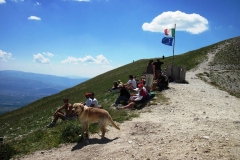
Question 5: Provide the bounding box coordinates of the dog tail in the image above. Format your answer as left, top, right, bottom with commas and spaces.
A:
108, 116, 120, 130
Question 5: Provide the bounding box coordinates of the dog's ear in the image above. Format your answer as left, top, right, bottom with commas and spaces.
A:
72, 103, 76, 110
80, 104, 84, 110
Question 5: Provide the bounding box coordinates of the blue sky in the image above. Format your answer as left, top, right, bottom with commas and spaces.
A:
0, 0, 240, 78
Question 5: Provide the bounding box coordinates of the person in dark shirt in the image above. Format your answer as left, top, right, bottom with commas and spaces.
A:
111, 84, 131, 107
152, 71, 168, 91
153, 59, 164, 78
157, 72, 169, 91
145, 60, 155, 92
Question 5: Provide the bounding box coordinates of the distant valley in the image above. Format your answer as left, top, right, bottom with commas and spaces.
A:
0, 70, 88, 114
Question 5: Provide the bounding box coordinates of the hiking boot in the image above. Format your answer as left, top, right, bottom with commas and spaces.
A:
47, 122, 55, 128
111, 103, 117, 107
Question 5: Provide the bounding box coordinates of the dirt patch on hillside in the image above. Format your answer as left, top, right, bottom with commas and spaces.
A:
20, 53, 240, 159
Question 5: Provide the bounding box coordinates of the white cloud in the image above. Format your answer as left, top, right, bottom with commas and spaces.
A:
94, 55, 109, 64
0, 50, 12, 61
28, 16, 41, 21
43, 52, 54, 57
0, 0, 6, 4
35, 2, 41, 5
142, 10, 209, 34
33, 53, 50, 64
61, 54, 109, 64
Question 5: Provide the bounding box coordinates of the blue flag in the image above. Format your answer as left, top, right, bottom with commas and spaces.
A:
162, 37, 174, 46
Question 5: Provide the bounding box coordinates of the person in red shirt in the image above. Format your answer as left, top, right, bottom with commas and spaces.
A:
117, 83, 148, 109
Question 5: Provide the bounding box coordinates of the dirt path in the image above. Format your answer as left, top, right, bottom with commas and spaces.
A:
20, 55, 240, 160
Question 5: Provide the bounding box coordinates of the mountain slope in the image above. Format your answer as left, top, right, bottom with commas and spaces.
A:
0, 70, 88, 114
0, 36, 239, 158
197, 36, 240, 97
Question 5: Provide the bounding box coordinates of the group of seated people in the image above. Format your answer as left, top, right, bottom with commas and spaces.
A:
109, 70, 168, 94
110, 71, 169, 110
106, 80, 123, 92
106, 75, 143, 92
113, 83, 149, 110
47, 71, 169, 127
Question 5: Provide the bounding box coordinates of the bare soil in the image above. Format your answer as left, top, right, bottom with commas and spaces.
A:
20, 53, 240, 160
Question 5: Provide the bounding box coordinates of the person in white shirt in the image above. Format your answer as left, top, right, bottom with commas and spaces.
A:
84, 92, 92, 107
124, 75, 137, 91
90, 92, 103, 109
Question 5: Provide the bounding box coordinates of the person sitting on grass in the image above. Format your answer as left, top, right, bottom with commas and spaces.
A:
124, 75, 137, 91
152, 71, 169, 91
106, 81, 119, 92
84, 92, 92, 107
47, 97, 76, 128
117, 83, 148, 109
90, 92, 103, 109
117, 79, 123, 86
111, 84, 131, 107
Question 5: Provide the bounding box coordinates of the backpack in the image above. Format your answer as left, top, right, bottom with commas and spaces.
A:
145, 92, 155, 102
149, 92, 155, 99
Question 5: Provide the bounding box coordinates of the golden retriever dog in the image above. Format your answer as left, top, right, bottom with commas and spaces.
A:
72, 103, 120, 140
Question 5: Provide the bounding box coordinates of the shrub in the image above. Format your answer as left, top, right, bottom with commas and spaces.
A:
0, 143, 17, 160
61, 124, 82, 143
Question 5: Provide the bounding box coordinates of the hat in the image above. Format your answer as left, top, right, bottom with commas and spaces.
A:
85, 92, 91, 96
118, 84, 123, 88
118, 80, 121, 82
138, 83, 144, 88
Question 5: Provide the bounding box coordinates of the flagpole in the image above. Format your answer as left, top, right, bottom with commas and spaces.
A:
172, 24, 176, 67
171, 24, 176, 78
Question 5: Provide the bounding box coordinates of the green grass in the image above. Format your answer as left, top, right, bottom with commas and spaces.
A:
0, 36, 239, 159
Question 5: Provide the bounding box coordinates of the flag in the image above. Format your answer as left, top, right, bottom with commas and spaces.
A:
162, 37, 174, 46
164, 28, 175, 37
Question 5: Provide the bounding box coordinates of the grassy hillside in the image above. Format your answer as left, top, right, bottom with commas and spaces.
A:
197, 36, 240, 97
210, 37, 240, 97
0, 36, 239, 159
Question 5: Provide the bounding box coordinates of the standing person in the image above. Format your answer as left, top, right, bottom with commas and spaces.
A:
145, 60, 155, 92
47, 97, 76, 128
152, 71, 162, 91
111, 84, 131, 107
153, 59, 164, 78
